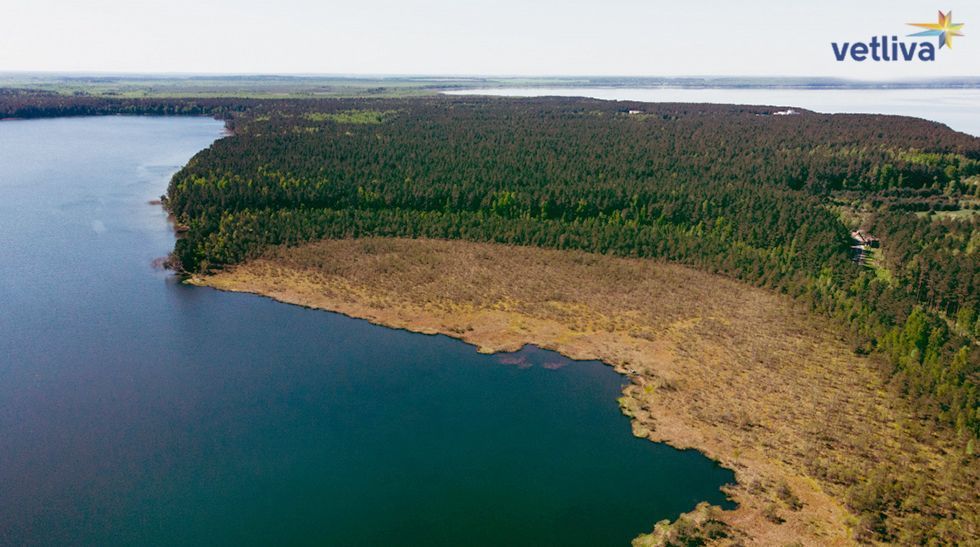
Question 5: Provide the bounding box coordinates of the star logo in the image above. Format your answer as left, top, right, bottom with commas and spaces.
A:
908, 10, 965, 49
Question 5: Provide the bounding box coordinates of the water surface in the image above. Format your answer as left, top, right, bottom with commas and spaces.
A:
0, 116, 734, 546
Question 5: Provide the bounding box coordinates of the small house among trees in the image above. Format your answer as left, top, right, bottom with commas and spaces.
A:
851, 230, 879, 248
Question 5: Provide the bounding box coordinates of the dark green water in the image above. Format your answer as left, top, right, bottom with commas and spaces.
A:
0, 116, 734, 546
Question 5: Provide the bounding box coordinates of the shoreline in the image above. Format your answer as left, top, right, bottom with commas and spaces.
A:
189, 273, 856, 545
189, 276, 753, 528
188, 276, 740, 540
187, 238, 895, 545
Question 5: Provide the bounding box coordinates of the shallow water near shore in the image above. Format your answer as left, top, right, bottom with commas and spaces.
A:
0, 116, 734, 545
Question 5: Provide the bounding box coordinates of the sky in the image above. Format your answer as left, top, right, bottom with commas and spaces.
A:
2, 0, 978, 78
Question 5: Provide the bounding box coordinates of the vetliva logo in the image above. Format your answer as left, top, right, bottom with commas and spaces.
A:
832, 10, 965, 62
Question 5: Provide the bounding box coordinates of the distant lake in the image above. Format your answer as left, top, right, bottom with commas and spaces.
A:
0, 116, 733, 545
445, 87, 980, 137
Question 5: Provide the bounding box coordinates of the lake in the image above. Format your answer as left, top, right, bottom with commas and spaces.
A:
444, 87, 980, 137
0, 116, 734, 545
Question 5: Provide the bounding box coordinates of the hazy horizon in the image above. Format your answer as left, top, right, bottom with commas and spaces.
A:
3, 0, 977, 78
4, 72, 980, 84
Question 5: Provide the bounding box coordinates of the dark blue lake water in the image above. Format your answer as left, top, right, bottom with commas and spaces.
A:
0, 116, 733, 546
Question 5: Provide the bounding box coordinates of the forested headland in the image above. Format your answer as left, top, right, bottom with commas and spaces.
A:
3, 91, 977, 542
158, 97, 977, 442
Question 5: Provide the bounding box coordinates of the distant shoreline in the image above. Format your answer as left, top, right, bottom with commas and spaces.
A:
4, 74, 980, 101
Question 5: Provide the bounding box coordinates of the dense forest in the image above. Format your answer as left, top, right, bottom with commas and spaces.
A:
3, 92, 977, 541
0, 88, 261, 119
159, 97, 980, 446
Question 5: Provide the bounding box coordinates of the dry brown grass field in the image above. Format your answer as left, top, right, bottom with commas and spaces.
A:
194, 238, 978, 546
